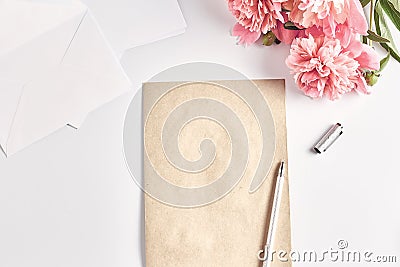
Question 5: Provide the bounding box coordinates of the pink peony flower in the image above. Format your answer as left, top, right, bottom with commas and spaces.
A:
228, 0, 288, 44
286, 35, 379, 100
289, 0, 368, 42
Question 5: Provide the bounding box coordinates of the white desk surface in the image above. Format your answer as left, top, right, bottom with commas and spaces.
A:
1, 0, 399, 266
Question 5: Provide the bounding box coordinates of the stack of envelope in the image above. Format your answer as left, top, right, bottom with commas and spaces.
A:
0, 0, 186, 156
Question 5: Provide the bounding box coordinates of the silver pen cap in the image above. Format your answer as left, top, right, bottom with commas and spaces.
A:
314, 123, 343, 153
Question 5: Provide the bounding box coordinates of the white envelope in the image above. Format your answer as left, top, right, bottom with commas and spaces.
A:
0, 0, 132, 156
81, 0, 187, 56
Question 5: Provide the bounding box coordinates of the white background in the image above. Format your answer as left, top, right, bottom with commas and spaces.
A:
1, 0, 400, 266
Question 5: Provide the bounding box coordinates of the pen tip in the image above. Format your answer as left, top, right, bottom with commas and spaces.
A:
279, 161, 285, 177
249, 161, 285, 192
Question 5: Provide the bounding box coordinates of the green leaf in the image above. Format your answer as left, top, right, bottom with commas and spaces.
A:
362, 35, 368, 44
380, 0, 400, 32
375, 3, 400, 63
381, 42, 400, 63
360, 0, 371, 7
387, 0, 400, 12
366, 29, 390, 42
379, 53, 391, 72
283, 21, 302, 30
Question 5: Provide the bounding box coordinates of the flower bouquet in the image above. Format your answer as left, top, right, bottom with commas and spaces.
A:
227, 0, 400, 100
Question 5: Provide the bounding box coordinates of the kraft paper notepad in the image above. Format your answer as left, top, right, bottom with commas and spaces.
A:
143, 80, 291, 267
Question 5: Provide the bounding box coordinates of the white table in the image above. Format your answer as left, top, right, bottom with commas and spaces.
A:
1, 0, 399, 266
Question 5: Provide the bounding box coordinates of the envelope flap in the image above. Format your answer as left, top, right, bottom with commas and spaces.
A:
0, 78, 25, 155
60, 11, 130, 84
0, 9, 87, 83
0, 0, 87, 56
57, 11, 131, 123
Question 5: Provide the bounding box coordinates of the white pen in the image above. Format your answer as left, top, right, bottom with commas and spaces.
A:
262, 161, 285, 267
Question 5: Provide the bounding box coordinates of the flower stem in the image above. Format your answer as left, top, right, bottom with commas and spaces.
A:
369, 0, 374, 46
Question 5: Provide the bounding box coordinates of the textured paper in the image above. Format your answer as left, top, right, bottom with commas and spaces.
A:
143, 80, 291, 267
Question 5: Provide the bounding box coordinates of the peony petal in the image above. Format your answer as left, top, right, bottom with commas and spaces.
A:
347, 0, 368, 35
322, 14, 337, 37
301, 70, 320, 82
305, 26, 324, 38
356, 43, 380, 70
343, 37, 363, 58
232, 23, 262, 45
335, 23, 353, 48
355, 73, 371, 94
271, 20, 302, 45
